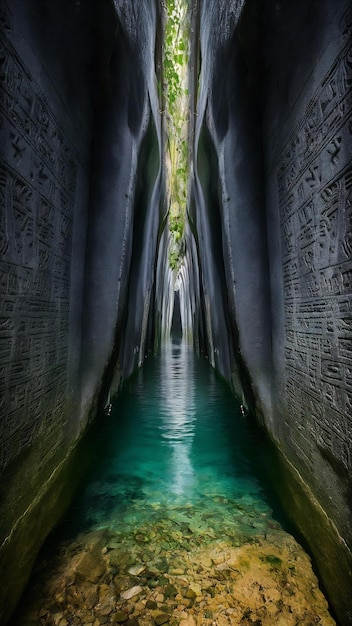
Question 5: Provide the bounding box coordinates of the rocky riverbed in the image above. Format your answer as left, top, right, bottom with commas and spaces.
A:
11, 496, 335, 626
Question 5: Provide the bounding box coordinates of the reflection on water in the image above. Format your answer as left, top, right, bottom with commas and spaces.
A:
159, 341, 196, 496
11, 339, 336, 626
63, 337, 282, 534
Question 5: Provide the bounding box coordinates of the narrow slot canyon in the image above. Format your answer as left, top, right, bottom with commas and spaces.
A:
0, 1, 351, 625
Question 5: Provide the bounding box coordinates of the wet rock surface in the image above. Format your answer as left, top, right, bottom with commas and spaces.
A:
186, 2, 352, 621
0, 0, 163, 621
12, 501, 335, 626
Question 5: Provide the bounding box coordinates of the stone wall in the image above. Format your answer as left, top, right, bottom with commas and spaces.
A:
263, 2, 352, 621
188, 0, 269, 401
0, 1, 163, 622
189, 0, 352, 622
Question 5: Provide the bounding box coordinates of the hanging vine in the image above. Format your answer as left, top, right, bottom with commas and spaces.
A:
164, 0, 189, 271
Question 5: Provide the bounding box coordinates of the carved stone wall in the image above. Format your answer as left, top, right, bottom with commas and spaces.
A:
0, 2, 95, 620
0, 3, 79, 472
189, 0, 352, 622
0, 1, 162, 622
263, 4, 352, 620
273, 2, 352, 486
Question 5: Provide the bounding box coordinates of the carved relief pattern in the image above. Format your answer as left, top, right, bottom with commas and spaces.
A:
0, 10, 77, 470
278, 5, 352, 472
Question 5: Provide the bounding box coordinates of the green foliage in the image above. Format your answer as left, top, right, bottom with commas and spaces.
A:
168, 249, 179, 271
164, 0, 189, 272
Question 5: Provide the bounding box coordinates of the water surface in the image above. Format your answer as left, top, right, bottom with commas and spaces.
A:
65, 338, 282, 540
12, 339, 335, 626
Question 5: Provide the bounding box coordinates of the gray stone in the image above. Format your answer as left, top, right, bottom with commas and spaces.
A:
185, 1, 352, 624
0, 0, 163, 623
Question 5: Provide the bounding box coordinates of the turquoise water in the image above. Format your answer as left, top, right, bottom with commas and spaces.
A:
12, 339, 336, 626
62, 338, 285, 541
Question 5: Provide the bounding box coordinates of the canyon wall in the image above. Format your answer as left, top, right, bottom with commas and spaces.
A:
1, 0, 352, 623
0, 0, 163, 622
188, 0, 352, 622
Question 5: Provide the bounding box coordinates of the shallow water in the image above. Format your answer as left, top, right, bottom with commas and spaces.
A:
64, 338, 282, 539
12, 339, 335, 626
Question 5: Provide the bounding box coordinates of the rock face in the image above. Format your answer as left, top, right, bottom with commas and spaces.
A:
0, 0, 163, 622
186, 0, 352, 623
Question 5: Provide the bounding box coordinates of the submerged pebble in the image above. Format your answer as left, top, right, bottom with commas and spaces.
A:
10, 343, 336, 625
128, 565, 146, 576
12, 512, 335, 626
120, 586, 143, 600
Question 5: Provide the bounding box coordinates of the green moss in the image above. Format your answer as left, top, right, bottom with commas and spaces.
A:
261, 554, 283, 568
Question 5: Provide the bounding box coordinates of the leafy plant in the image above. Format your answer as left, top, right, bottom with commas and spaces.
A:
164, 0, 189, 272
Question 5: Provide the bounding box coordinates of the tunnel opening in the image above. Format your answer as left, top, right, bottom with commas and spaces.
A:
171, 288, 182, 337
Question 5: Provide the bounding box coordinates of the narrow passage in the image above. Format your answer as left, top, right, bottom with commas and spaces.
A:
12, 340, 335, 626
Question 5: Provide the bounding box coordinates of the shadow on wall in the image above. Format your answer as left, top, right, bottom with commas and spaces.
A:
186, 0, 352, 624
171, 289, 182, 337
0, 0, 164, 623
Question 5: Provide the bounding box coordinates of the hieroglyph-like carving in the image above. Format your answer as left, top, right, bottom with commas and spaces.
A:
277, 5, 352, 472
0, 5, 77, 470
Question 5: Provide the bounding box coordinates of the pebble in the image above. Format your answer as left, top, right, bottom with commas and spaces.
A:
153, 613, 170, 625
179, 618, 197, 626
113, 611, 129, 623
146, 600, 158, 610
73, 550, 106, 583
138, 619, 155, 626
13, 503, 336, 626
163, 583, 178, 598
128, 564, 146, 576
183, 588, 196, 599
121, 585, 143, 600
